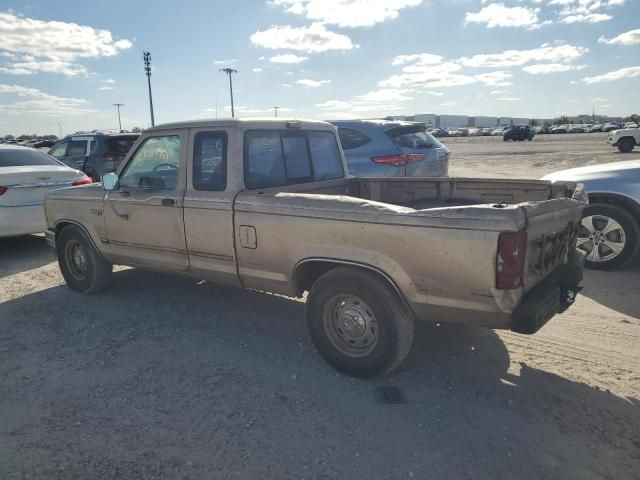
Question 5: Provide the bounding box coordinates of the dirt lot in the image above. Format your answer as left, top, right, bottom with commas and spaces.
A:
1, 133, 639, 480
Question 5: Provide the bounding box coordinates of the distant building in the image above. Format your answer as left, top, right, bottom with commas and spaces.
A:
471, 116, 498, 127
414, 113, 437, 127
438, 115, 468, 129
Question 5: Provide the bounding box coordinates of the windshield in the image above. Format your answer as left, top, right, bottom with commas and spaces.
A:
0, 149, 62, 167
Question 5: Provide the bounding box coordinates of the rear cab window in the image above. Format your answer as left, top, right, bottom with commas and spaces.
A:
245, 130, 344, 189
104, 136, 138, 160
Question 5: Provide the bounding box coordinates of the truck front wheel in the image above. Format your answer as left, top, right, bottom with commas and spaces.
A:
617, 137, 635, 153
57, 225, 113, 293
306, 267, 414, 378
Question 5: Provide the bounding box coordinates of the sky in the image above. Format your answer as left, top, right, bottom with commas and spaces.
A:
0, 0, 639, 135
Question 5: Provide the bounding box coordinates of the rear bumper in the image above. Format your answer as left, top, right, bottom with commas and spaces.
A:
0, 204, 46, 238
510, 251, 585, 334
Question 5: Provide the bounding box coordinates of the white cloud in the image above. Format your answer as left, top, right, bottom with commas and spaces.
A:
553, 0, 624, 24
392, 53, 444, 66
296, 79, 331, 87
497, 97, 520, 101
522, 63, 586, 74
213, 58, 238, 65
250, 23, 354, 53
270, 0, 424, 27
0, 83, 95, 116
599, 29, 640, 45
0, 12, 132, 77
582, 66, 640, 84
460, 43, 588, 67
102, 78, 115, 84
269, 54, 308, 64
252, 67, 263, 72
98, 86, 113, 91
426, 91, 444, 96
465, 3, 547, 29
315, 87, 413, 118
474, 71, 513, 86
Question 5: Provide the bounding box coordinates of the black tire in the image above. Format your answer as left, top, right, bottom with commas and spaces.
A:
579, 203, 639, 270
56, 225, 113, 293
617, 137, 635, 153
306, 267, 414, 378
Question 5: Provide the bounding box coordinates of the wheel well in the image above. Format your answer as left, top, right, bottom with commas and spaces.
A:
55, 221, 74, 235
588, 194, 640, 225
293, 260, 408, 308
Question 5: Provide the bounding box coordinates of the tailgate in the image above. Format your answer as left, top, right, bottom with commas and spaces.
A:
520, 198, 585, 291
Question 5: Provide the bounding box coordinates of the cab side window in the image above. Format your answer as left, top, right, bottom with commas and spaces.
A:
66, 140, 87, 157
48, 141, 69, 159
119, 135, 181, 190
193, 131, 227, 191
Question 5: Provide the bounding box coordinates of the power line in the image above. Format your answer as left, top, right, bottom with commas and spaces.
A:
273, 106, 280, 118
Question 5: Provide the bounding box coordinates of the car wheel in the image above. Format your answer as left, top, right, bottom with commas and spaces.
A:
577, 204, 639, 270
306, 267, 414, 378
617, 137, 635, 153
57, 225, 113, 292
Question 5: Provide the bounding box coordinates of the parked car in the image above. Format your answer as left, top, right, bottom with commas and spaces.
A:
0, 145, 91, 238
589, 124, 603, 133
331, 120, 449, 177
503, 125, 534, 141
552, 126, 569, 134
33, 139, 57, 148
603, 122, 623, 132
607, 118, 640, 153
481, 128, 493, 136
429, 128, 449, 138
544, 160, 640, 269
492, 127, 506, 136
44, 118, 585, 377
568, 125, 587, 134
48, 131, 139, 182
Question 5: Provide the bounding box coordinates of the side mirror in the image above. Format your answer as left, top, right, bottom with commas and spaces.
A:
102, 172, 119, 191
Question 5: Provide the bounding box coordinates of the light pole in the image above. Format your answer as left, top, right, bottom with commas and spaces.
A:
113, 103, 124, 130
273, 106, 280, 118
143, 51, 155, 126
219, 68, 238, 117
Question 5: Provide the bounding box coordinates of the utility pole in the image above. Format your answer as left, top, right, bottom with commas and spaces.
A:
113, 103, 124, 130
273, 106, 280, 118
219, 68, 238, 117
143, 51, 155, 126
58, 122, 62, 138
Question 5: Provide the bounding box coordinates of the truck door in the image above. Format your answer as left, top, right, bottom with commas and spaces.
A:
183, 128, 241, 286
103, 130, 188, 271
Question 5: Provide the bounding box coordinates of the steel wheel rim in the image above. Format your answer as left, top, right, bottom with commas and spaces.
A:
322, 294, 379, 358
577, 215, 626, 263
65, 240, 88, 280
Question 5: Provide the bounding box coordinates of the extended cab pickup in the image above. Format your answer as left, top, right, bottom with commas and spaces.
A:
45, 119, 586, 377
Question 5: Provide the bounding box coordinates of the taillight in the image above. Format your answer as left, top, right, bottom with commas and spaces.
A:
72, 176, 93, 186
0, 186, 7, 196
371, 154, 426, 166
496, 230, 527, 290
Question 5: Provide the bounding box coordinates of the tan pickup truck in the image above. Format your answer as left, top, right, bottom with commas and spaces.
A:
45, 119, 586, 377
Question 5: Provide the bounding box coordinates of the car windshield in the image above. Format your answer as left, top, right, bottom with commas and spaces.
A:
105, 136, 138, 158
0, 149, 62, 167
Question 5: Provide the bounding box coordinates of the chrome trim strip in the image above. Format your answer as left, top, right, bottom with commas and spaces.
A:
5, 180, 75, 189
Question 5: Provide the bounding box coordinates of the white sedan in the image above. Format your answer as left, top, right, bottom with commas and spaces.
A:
0, 145, 91, 238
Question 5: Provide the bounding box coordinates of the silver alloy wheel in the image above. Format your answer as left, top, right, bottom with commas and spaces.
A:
577, 214, 626, 263
323, 294, 379, 358
65, 240, 88, 280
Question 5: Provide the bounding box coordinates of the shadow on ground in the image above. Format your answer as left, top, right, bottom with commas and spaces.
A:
0, 235, 54, 278
579, 259, 640, 319
1, 268, 638, 479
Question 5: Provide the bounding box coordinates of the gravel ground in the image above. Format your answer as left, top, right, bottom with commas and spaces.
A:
1, 133, 639, 480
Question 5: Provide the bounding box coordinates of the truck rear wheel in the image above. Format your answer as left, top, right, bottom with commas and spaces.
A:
57, 225, 113, 293
306, 267, 414, 378
617, 137, 635, 153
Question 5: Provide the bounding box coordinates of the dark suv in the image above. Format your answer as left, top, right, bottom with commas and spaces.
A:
503, 125, 534, 142
48, 131, 139, 182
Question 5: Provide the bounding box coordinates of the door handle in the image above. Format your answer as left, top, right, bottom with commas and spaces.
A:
161, 198, 175, 207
